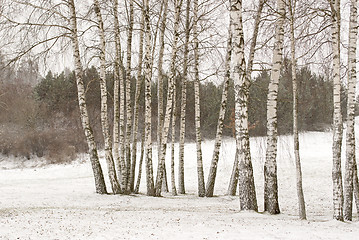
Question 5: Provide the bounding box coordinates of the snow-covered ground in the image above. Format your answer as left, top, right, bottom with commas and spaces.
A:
1, 130, 359, 239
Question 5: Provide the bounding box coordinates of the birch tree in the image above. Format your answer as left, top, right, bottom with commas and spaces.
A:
330, 0, 344, 221
129, 4, 145, 192
288, 0, 306, 220
113, 0, 128, 193
68, 0, 107, 194
144, 0, 155, 196
205, 26, 232, 197
125, 0, 134, 191
226, 0, 265, 197
93, 0, 121, 194
264, 0, 285, 215
193, 0, 205, 197
231, 0, 257, 211
344, 0, 357, 222
154, 0, 183, 197
178, 0, 191, 195
156, 0, 170, 193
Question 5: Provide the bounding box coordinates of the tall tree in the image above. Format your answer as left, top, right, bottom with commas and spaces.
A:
113, 0, 128, 193
68, 0, 107, 194
156, 0, 170, 193
193, 0, 205, 197
125, 0, 134, 191
129, 2, 145, 192
178, 0, 191, 195
330, 0, 344, 221
264, 0, 285, 215
205, 25, 232, 197
144, 0, 155, 196
227, 0, 265, 196
288, 0, 306, 220
154, 0, 183, 197
344, 0, 357, 222
231, 0, 257, 211
93, 0, 121, 194
170, 80, 178, 196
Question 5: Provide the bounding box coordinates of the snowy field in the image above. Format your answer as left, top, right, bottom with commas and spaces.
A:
1, 130, 359, 239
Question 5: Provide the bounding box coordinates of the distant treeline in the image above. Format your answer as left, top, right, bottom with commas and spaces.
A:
0, 59, 347, 161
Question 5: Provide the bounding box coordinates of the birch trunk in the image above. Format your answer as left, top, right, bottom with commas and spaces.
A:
344, 0, 357, 221
113, 0, 121, 191
113, 0, 128, 192
205, 27, 232, 197
227, 148, 239, 196
231, 0, 257, 211
171, 79, 178, 196
68, 0, 107, 194
226, 0, 264, 196
178, 0, 191, 195
264, 0, 285, 215
330, 0, 344, 221
144, 0, 155, 196
93, 0, 121, 194
157, 0, 169, 193
193, 0, 205, 197
125, 0, 134, 191
154, 0, 183, 197
129, 6, 145, 193
289, 0, 306, 220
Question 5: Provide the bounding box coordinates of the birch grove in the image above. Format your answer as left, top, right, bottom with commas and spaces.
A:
1, 0, 359, 223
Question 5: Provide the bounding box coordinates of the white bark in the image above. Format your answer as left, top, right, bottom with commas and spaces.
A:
144, 0, 155, 196
113, 0, 128, 193
193, 0, 205, 197
125, 0, 134, 191
330, 0, 344, 221
68, 0, 107, 194
206, 26, 232, 197
264, 0, 285, 215
93, 0, 121, 194
289, 0, 306, 220
178, 0, 191, 195
344, 0, 357, 222
231, 0, 257, 211
129, 5, 145, 193
154, 0, 183, 197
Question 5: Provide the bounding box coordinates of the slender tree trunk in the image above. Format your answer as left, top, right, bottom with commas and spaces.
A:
134, 131, 146, 194
93, 0, 121, 194
289, 0, 306, 220
246, 0, 265, 75
193, 0, 205, 197
231, 0, 257, 211
68, 0, 107, 194
129, 6, 145, 193
125, 0, 134, 192
205, 27, 232, 197
144, 0, 155, 196
154, 0, 183, 197
344, 0, 357, 222
171, 79, 178, 196
227, 0, 264, 196
264, 0, 285, 215
157, 0, 170, 193
113, 0, 128, 193
330, 0, 344, 221
227, 148, 239, 196
178, 0, 191, 195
